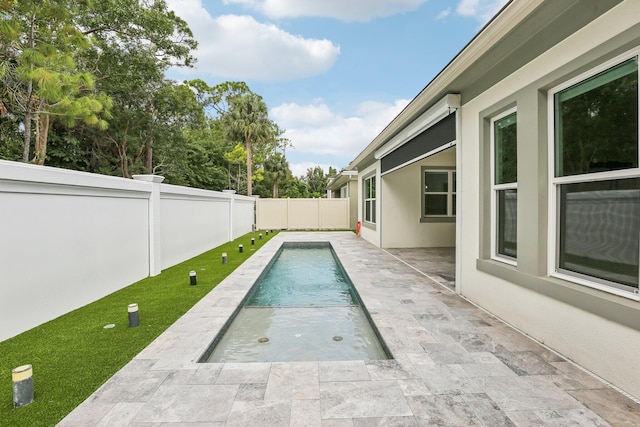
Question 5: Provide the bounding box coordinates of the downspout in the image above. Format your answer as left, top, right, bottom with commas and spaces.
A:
454, 109, 462, 295
378, 162, 383, 248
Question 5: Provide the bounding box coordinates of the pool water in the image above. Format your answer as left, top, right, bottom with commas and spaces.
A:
201, 242, 390, 363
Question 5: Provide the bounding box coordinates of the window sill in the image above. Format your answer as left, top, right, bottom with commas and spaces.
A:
550, 270, 639, 301
475, 258, 640, 331
420, 216, 455, 223
491, 255, 517, 267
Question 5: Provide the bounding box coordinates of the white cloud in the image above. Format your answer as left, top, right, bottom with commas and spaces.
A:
436, 8, 451, 20
270, 99, 410, 159
456, 0, 509, 23
223, 0, 428, 22
167, 0, 340, 82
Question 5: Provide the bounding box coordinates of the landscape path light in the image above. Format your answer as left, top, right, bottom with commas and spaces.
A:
189, 270, 197, 286
12, 364, 34, 407
128, 303, 139, 327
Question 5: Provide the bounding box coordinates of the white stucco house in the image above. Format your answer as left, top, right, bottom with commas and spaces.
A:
340, 0, 640, 399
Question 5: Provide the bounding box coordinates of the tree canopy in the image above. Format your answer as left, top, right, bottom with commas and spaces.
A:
0, 0, 335, 197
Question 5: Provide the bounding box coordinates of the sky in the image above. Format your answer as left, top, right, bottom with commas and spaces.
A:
165, 0, 509, 178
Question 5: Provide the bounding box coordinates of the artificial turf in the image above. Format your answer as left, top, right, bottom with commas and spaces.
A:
0, 230, 278, 426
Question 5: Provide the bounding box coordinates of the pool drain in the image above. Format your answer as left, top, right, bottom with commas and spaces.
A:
332, 336, 343, 342
258, 337, 269, 343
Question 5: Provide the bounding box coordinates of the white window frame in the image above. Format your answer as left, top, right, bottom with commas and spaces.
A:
363, 174, 376, 224
547, 48, 640, 300
490, 107, 518, 265
421, 168, 456, 220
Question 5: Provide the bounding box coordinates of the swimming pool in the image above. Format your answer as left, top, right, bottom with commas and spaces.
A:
200, 242, 390, 363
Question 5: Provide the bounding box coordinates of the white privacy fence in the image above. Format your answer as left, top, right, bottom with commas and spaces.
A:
256, 198, 350, 230
0, 160, 255, 341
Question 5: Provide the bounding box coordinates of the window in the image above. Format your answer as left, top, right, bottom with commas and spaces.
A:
551, 53, 640, 295
491, 110, 517, 261
422, 168, 456, 220
364, 175, 376, 224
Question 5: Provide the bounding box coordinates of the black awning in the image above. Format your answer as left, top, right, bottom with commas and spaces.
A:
381, 112, 456, 174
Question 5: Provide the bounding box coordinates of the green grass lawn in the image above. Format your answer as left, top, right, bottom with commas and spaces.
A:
0, 231, 278, 426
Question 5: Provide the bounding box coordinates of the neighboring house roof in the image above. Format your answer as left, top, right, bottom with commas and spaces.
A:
327, 170, 358, 192
348, 0, 623, 171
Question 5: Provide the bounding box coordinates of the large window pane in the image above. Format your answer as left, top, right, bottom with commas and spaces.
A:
497, 189, 517, 258
422, 169, 455, 219
364, 176, 376, 224
558, 178, 640, 289
425, 194, 447, 215
495, 112, 518, 185
425, 172, 448, 192
370, 176, 376, 198
555, 59, 638, 177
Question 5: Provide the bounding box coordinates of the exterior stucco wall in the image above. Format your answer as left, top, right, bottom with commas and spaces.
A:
381, 147, 456, 248
348, 179, 358, 229
458, 1, 640, 398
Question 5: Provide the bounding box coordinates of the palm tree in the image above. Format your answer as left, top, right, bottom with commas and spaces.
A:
222, 93, 270, 196
265, 152, 290, 198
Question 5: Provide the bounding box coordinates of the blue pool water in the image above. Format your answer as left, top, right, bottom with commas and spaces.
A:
201, 242, 390, 363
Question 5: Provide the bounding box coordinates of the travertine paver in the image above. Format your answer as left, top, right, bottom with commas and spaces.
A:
58, 232, 640, 426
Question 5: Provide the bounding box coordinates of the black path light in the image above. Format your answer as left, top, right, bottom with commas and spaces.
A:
189, 270, 197, 286
222, 252, 228, 264
128, 303, 139, 327
12, 364, 34, 407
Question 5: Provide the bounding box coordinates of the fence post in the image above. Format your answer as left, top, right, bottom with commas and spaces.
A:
229, 195, 235, 241
132, 175, 164, 276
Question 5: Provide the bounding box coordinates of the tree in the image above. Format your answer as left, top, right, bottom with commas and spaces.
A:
303, 165, 332, 197
0, 0, 112, 164
221, 92, 271, 196
280, 176, 310, 198
264, 152, 290, 198
224, 142, 247, 193
187, 79, 250, 116
77, 0, 197, 175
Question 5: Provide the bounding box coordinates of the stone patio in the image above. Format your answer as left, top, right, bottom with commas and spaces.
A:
58, 232, 640, 426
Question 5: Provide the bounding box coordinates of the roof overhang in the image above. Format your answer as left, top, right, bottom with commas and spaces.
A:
327, 170, 358, 191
